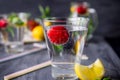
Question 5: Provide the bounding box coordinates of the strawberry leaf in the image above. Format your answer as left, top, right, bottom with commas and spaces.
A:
53, 45, 63, 53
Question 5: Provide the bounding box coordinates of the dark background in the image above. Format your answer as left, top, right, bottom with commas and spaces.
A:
0, 0, 120, 57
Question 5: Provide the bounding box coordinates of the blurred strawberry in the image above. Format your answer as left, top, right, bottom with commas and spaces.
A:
27, 19, 39, 31
76, 5, 87, 14
47, 26, 69, 45
0, 19, 7, 28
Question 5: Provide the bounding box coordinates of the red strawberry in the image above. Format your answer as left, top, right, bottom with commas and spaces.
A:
76, 5, 87, 14
27, 19, 39, 31
47, 26, 69, 45
0, 19, 7, 28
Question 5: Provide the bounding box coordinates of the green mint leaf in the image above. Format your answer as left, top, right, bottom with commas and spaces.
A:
38, 5, 51, 18
95, 78, 101, 80
8, 13, 18, 22
6, 26, 14, 37
53, 45, 63, 53
103, 77, 111, 80
15, 19, 24, 26
38, 5, 45, 16
45, 6, 50, 17
87, 19, 94, 38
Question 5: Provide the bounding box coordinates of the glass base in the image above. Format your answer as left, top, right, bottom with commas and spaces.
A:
52, 64, 77, 80
4, 42, 24, 53
53, 74, 78, 80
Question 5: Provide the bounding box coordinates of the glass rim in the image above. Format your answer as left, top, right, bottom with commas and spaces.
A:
43, 17, 89, 22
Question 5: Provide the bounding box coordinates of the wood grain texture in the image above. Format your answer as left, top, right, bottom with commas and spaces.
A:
0, 49, 54, 80
4, 61, 51, 80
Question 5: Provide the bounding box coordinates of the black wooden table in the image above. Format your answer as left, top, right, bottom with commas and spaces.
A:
0, 36, 120, 80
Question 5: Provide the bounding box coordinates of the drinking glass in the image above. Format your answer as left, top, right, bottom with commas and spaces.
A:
70, 2, 98, 40
1, 26, 24, 53
43, 17, 89, 80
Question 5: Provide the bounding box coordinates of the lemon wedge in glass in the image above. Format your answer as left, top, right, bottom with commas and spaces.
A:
74, 40, 80, 54
74, 59, 105, 80
44, 21, 52, 26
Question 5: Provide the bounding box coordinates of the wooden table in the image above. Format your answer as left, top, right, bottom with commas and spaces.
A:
0, 37, 120, 80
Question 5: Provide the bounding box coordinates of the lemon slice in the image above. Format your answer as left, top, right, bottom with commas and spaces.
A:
74, 40, 80, 54
70, 6, 76, 13
74, 59, 105, 80
44, 21, 52, 26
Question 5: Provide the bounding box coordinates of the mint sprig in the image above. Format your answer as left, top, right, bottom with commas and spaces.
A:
8, 13, 24, 26
95, 77, 111, 80
6, 26, 14, 37
38, 5, 51, 19
103, 77, 111, 80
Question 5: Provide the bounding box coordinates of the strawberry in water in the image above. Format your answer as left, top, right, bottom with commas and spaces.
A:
0, 19, 7, 28
47, 26, 69, 45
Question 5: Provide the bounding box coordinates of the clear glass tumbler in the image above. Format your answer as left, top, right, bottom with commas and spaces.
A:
43, 17, 89, 80
1, 26, 24, 53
